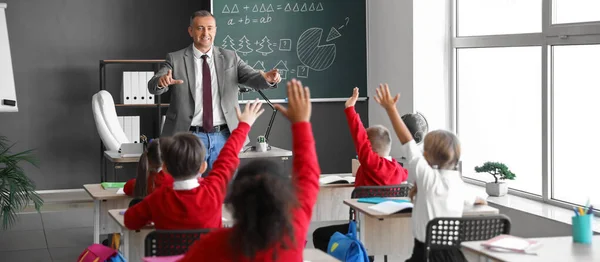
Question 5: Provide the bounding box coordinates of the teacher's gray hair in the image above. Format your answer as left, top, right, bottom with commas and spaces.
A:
190, 10, 214, 25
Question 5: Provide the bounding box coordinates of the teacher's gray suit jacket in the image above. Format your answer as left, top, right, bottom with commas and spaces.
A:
148, 45, 274, 145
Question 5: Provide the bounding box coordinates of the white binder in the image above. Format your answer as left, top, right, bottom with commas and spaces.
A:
131, 116, 140, 143
118, 116, 124, 132
123, 116, 132, 142
122, 72, 131, 104
130, 72, 140, 104
146, 71, 154, 104
138, 71, 146, 104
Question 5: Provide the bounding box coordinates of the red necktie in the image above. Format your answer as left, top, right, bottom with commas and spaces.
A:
201, 55, 213, 132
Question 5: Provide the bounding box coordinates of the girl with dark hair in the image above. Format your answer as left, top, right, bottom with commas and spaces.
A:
180, 79, 320, 261
123, 139, 174, 198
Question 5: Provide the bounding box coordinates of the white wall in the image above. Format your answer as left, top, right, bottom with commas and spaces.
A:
367, 0, 414, 158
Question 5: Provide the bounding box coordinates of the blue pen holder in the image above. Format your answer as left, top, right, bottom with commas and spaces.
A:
572, 214, 593, 244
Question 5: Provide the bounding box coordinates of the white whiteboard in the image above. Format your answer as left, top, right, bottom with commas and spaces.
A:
0, 3, 17, 112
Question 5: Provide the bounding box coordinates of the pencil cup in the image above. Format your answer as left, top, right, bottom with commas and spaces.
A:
572, 214, 593, 244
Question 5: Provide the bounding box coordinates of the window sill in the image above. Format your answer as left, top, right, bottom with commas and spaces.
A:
464, 182, 600, 233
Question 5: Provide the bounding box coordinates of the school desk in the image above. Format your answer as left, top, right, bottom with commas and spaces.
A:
461, 236, 600, 262
102, 146, 293, 182
343, 198, 499, 259
83, 184, 131, 244
109, 208, 233, 262
312, 175, 355, 222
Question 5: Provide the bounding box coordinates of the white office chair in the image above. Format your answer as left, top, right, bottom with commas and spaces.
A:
92, 90, 130, 151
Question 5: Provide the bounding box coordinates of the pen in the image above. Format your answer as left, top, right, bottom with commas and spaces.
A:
574, 207, 580, 216
579, 207, 585, 216
587, 205, 594, 215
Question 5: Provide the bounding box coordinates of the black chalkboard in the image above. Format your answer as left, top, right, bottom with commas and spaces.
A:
213, 0, 367, 100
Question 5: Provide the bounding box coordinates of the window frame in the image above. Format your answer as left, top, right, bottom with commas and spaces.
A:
450, 0, 600, 214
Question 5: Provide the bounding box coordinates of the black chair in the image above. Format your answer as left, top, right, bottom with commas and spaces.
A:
425, 214, 511, 261
349, 184, 411, 220
144, 229, 212, 257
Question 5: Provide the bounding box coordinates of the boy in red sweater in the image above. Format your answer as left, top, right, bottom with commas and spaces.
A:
179, 79, 320, 262
124, 100, 265, 230
312, 87, 409, 254
345, 87, 408, 186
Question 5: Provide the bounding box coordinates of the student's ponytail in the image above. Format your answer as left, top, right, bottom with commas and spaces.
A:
226, 159, 298, 258
133, 139, 161, 199
133, 152, 149, 199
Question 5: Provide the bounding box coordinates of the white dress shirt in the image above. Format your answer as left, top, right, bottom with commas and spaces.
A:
172, 177, 200, 190
191, 45, 226, 127
403, 140, 478, 242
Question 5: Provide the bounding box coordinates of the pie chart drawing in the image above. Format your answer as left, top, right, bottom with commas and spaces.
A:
297, 27, 337, 71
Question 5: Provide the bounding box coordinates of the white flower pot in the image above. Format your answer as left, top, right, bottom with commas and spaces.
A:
486, 182, 508, 197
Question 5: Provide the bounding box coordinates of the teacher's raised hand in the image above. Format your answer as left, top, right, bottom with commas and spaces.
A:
158, 70, 185, 88
261, 69, 282, 85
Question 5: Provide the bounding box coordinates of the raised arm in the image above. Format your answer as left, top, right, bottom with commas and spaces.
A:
345, 87, 384, 175
201, 100, 264, 203
274, 79, 320, 234
373, 84, 414, 145
374, 84, 429, 184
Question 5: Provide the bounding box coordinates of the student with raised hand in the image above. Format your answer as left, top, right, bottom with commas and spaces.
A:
124, 99, 264, 230
312, 87, 409, 252
123, 138, 174, 198
374, 84, 486, 262
179, 79, 320, 262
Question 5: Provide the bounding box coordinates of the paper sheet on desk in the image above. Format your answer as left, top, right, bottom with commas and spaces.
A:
116, 188, 125, 195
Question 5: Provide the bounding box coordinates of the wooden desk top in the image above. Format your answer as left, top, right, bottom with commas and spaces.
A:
104, 151, 141, 163
109, 209, 154, 229
303, 248, 340, 262
105, 146, 292, 163
83, 184, 131, 200
462, 236, 600, 262
109, 207, 233, 229
343, 198, 499, 219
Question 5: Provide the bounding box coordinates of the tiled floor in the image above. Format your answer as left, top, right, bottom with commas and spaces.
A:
0, 207, 93, 262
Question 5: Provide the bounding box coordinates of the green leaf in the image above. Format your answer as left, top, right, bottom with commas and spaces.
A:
474, 161, 516, 183
0, 135, 43, 230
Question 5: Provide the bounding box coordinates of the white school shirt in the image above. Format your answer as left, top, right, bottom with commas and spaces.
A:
403, 140, 477, 243
191, 45, 226, 127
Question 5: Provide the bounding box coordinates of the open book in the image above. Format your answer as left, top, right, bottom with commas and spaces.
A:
481, 234, 541, 254
367, 200, 413, 215
319, 175, 355, 185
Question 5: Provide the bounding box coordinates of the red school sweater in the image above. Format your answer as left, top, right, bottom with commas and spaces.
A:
123, 170, 174, 197
345, 106, 408, 187
123, 122, 250, 230
178, 122, 320, 262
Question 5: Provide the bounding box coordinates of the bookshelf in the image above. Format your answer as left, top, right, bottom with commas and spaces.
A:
98, 59, 166, 181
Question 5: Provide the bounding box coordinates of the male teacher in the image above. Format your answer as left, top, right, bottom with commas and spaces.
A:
148, 10, 281, 173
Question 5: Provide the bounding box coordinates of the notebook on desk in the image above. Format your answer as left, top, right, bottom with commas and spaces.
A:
101, 182, 126, 189
358, 197, 411, 204
481, 234, 541, 254
367, 201, 413, 215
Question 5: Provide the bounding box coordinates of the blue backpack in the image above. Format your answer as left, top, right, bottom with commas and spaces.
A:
327, 221, 369, 262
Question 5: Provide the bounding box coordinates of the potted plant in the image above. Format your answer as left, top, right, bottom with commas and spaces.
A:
474, 161, 516, 197
0, 136, 43, 230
